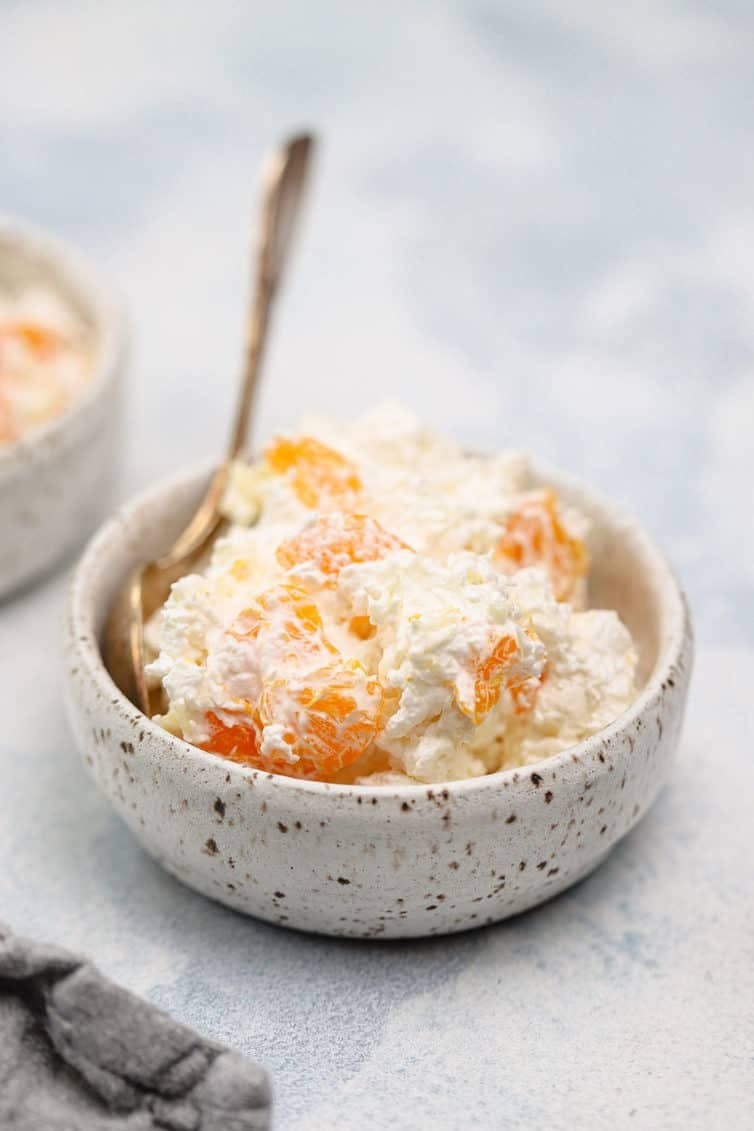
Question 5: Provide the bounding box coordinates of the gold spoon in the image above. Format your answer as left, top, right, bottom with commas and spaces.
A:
104, 131, 316, 714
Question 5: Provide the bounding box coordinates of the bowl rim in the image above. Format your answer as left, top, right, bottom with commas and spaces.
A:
68, 459, 692, 801
0, 215, 126, 471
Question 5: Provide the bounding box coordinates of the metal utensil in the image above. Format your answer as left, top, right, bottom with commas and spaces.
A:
103, 131, 315, 713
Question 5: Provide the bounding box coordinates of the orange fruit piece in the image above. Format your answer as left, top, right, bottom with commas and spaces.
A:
265, 435, 362, 509
230, 583, 336, 665
200, 661, 381, 780
349, 615, 375, 640
494, 488, 588, 602
201, 711, 261, 763
456, 633, 523, 723
199, 581, 382, 780
232, 583, 324, 637
0, 320, 63, 360
260, 661, 382, 777
276, 512, 408, 581
200, 711, 320, 779
456, 628, 545, 723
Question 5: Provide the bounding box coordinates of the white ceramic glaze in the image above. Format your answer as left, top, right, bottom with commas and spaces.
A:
0, 219, 126, 599
64, 464, 692, 939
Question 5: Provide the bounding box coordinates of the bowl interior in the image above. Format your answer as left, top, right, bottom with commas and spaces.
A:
80, 463, 677, 715
554, 471, 670, 688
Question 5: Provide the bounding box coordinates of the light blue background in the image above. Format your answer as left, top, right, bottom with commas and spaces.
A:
1, 3, 752, 1127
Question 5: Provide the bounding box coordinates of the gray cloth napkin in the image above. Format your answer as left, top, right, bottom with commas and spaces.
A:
0, 924, 271, 1130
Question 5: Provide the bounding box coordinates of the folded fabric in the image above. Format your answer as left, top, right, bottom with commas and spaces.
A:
0, 923, 271, 1130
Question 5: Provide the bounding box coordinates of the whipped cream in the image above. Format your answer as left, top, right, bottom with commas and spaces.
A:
146, 405, 637, 784
0, 287, 93, 445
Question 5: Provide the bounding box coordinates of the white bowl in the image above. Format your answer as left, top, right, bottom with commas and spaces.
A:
0, 219, 126, 598
64, 463, 692, 938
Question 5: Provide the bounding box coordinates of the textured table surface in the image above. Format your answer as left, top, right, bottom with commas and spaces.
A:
1, 3, 753, 1127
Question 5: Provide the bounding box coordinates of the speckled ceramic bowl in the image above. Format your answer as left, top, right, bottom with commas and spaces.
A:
0, 219, 125, 599
64, 464, 692, 938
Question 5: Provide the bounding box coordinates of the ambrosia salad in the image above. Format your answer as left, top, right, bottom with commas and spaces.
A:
146, 407, 637, 785
0, 287, 93, 446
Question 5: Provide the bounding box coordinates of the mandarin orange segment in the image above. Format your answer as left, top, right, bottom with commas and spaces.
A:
349, 614, 375, 640
276, 512, 408, 581
200, 579, 382, 780
494, 488, 588, 602
241, 584, 324, 635
0, 320, 63, 359
200, 711, 320, 778
455, 633, 522, 723
265, 435, 362, 508
259, 662, 382, 777
201, 711, 261, 763
475, 633, 519, 719
229, 583, 335, 664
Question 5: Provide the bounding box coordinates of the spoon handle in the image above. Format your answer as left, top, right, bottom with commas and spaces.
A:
230, 132, 315, 459
163, 132, 316, 565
